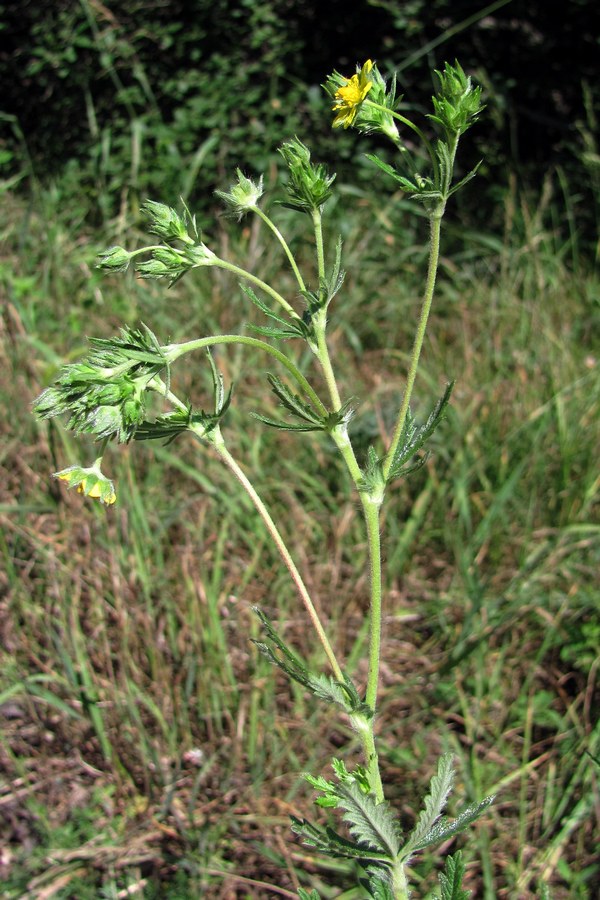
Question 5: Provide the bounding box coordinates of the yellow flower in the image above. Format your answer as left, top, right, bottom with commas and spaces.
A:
55, 461, 117, 506
332, 60, 374, 129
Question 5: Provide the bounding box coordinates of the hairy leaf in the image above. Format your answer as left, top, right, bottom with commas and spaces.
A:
252, 608, 371, 717
399, 753, 455, 862
436, 852, 470, 900
387, 382, 454, 481
290, 817, 391, 864
336, 782, 401, 858
414, 795, 495, 852
363, 871, 395, 900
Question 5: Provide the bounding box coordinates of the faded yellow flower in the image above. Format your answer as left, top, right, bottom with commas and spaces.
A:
55, 462, 116, 506
332, 60, 374, 128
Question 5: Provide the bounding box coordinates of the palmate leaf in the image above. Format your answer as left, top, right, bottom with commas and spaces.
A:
290, 817, 391, 864
436, 852, 471, 900
399, 753, 455, 862
252, 608, 371, 718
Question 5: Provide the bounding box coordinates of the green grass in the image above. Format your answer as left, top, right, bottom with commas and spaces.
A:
1, 169, 598, 898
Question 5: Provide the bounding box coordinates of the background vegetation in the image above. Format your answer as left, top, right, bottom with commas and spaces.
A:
1, 1, 598, 897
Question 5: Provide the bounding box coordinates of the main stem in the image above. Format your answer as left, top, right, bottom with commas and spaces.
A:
310, 208, 385, 800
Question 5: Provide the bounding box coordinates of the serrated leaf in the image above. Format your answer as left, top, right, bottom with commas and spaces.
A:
264, 373, 325, 426
363, 871, 395, 900
436, 852, 470, 900
240, 284, 312, 340
336, 782, 400, 858
414, 795, 495, 852
252, 608, 371, 717
448, 161, 482, 197
250, 413, 325, 432
290, 817, 391, 864
247, 322, 309, 340
399, 753, 454, 862
298, 889, 321, 900
240, 284, 291, 326
365, 154, 406, 185
388, 382, 454, 481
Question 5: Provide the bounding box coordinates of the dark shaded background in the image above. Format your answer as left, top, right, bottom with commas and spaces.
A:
1, 0, 598, 241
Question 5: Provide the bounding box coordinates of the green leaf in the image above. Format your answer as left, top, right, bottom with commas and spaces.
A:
251, 374, 330, 432
388, 382, 454, 481
290, 817, 391, 864
298, 889, 321, 900
399, 753, 455, 862
436, 852, 470, 900
364, 154, 406, 186
364, 871, 395, 900
413, 795, 495, 852
252, 608, 371, 718
336, 782, 401, 858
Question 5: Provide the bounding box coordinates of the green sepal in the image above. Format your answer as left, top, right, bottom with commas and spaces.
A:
387, 382, 454, 482
279, 137, 336, 213
141, 199, 197, 244
32, 324, 170, 444
435, 852, 471, 900
428, 60, 484, 138
252, 608, 371, 718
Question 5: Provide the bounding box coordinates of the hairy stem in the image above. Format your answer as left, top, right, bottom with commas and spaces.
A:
210, 258, 300, 319
252, 206, 307, 292
165, 334, 327, 415
383, 209, 443, 481
202, 426, 344, 682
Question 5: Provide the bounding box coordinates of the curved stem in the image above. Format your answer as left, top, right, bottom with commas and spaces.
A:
164, 334, 328, 416
206, 428, 344, 682
252, 206, 307, 293
210, 258, 300, 319
365, 100, 437, 172
383, 210, 443, 481
153, 376, 342, 679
